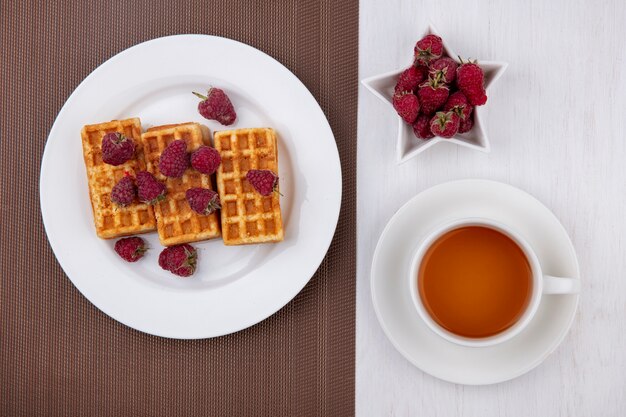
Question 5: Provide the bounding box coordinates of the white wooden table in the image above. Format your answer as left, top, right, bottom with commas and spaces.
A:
356, 0, 626, 415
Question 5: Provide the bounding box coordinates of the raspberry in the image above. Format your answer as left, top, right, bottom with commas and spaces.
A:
392, 92, 420, 124
159, 140, 189, 178
136, 171, 166, 204
429, 57, 457, 84
458, 114, 474, 133
443, 91, 473, 120
457, 59, 487, 106
114, 237, 147, 262
417, 76, 449, 115
246, 169, 279, 196
414, 34, 443, 65
193, 88, 237, 126
110, 175, 136, 207
413, 114, 435, 140
394, 65, 427, 93
185, 187, 221, 215
101, 132, 135, 166
158, 244, 197, 277
190, 146, 221, 175
430, 111, 460, 138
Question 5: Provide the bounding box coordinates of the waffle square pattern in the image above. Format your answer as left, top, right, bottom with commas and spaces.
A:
141, 123, 221, 246
81, 118, 157, 239
214, 128, 284, 245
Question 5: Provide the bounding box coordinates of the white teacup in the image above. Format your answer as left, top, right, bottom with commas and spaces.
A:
409, 217, 580, 348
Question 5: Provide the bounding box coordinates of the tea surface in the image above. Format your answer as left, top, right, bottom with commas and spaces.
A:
418, 226, 532, 338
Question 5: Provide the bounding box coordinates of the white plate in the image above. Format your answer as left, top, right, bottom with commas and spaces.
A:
371, 179, 579, 385
40, 35, 342, 339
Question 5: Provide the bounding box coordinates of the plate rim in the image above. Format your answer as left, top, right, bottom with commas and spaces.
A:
40, 34, 342, 339
370, 179, 580, 385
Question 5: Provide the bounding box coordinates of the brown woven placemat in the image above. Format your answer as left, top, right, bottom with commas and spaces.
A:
0, 1, 357, 416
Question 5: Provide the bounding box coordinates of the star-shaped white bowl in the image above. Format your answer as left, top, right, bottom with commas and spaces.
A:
361, 23, 508, 163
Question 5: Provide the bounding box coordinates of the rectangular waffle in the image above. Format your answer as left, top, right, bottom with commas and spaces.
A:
141, 122, 221, 246
81, 118, 157, 239
214, 128, 284, 245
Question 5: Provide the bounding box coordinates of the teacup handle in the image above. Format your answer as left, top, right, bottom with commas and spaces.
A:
543, 275, 580, 294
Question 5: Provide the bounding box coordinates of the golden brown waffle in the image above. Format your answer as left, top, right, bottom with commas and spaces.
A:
141, 122, 221, 246
81, 118, 157, 239
214, 128, 284, 245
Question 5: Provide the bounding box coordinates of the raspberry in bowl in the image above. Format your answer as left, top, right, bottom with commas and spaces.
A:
361, 23, 508, 163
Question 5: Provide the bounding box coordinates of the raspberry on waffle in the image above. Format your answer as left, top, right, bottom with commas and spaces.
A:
214, 128, 284, 245
141, 123, 221, 246
81, 118, 157, 239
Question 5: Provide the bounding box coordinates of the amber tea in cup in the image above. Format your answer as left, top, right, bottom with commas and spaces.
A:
417, 226, 533, 338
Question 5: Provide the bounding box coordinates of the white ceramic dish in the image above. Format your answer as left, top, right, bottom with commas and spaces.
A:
361, 23, 508, 163
40, 35, 342, 339
371, 179, 580, 384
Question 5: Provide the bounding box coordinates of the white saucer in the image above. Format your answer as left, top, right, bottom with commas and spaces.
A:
370, 179, 580, 385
